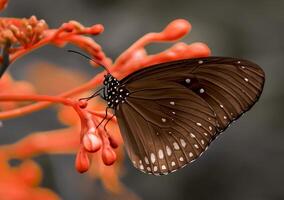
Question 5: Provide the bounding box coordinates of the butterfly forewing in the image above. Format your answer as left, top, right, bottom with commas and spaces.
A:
115, 57, 265, 175
189, 58, 264, 130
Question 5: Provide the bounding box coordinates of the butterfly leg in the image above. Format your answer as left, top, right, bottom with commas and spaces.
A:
103, 114, 115, 133
79, 87, 103, 101
95, 107, 110, 129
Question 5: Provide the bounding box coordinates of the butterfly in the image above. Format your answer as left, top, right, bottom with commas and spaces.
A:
70, 51, 265, 176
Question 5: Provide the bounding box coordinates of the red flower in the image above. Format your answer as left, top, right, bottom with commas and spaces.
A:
0, 18, 210, 172
0, 14, 110, 69
0, 1, 211, 197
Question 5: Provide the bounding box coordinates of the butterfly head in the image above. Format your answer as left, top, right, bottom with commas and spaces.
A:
103, 74, 111, 85
103, 74, 119, 86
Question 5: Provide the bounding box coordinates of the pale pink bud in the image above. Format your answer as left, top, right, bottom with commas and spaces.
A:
83, 133, 102, 153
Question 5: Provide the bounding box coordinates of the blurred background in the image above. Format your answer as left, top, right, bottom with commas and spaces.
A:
1, 0, 283, 199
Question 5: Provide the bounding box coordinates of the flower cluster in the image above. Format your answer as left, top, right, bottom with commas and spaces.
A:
0, 0, 211, 198
0, 16, 48, 48
0, 16, 109, 67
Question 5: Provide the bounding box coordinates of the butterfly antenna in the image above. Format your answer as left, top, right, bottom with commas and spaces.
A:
67, 50, 111, 74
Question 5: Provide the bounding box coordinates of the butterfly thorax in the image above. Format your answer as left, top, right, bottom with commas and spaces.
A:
102, 74, 129, 109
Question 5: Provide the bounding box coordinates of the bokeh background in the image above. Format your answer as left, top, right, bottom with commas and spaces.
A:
1, 0, 283, 199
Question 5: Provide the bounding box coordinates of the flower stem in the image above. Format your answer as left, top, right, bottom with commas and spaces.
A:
0, 94, 75, 106
0, 72, 104, 120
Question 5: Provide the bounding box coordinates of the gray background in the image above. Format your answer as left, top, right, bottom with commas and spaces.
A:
1, 0, 283, 199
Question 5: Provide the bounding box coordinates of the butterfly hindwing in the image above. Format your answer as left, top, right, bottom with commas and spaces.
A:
116, 83, 217, 175
115, 57, 265, 175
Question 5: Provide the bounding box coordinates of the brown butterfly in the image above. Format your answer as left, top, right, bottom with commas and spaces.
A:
71, 51, 265, 176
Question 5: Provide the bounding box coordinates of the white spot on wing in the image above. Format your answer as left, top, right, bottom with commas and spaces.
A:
144, 157, 149, 164
196, 122, 202, 126
198, 60, 203, 64
189, 152, 193, 157
161, 118, 167, 122
171, 161, 176, 166
180, 138, 186, 147
151, 153, 156, 164
170, 101, 175, 105
161, 165, 167, 170
185, 78, 191, 84
153, 166, 158, 172
158, 149, 164, 159
199, 88, 205, 93
173, 142, 180, 150
244, 78, 249, 82
166, 146, 172, 156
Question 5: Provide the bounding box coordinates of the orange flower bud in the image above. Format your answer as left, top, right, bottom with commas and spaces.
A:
78, 100, 88, 109
75, 148, 90, 173
161, 19, 191, 41
102, 147, 117, 166
108, 136, 119, 149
